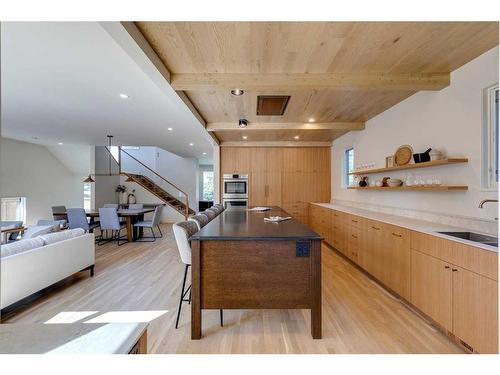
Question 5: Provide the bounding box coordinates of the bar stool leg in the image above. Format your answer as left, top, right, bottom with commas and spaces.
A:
220, 309, 223, 327
175, 264, 190, 329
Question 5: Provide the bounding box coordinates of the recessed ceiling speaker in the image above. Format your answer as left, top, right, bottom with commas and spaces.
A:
239, 119, 248, 128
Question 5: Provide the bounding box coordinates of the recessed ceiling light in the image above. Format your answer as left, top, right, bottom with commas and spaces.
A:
202, 152, 207, 155
119, 93, 129, 99
242, 135, 248, 140
167, 127, 173, 131
308, 118, 315, 123
189, 143, 194, 146
294, 135, 300, 140
231, 89, 244, 96
58, 142, 64, 145
33, 136, 39, 140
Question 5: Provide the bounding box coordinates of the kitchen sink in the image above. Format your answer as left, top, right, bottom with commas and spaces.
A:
437, 231, 498, 248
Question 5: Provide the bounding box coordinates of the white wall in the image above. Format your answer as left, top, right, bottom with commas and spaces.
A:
0, 138, 83, 225
332, 47, 499, 222
94, 146, 120, 209
120, 146, 198, 222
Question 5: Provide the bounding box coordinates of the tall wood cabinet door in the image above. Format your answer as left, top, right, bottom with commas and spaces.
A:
234, 147, 251, 174
250, 147, 267, 172
266, 148, 282, 206
383, 225, 411, 300
452, 267, 498, 353
410, 250, 453, 331
220, 147, 237, 174
249, 171, 267, 206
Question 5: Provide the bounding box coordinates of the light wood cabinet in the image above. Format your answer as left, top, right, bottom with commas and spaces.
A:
361, 219, 383, 277
309, 203, 498, 353
221, 147, 330, 224
331, 211, 345, 254
452, 266, 499, 354
249, 147, 282, 207
383, 224, 411, 300
410, 250, 453, 331
220, 147, 251, 175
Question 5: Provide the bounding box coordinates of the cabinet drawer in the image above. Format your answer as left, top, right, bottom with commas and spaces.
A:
411, 231, 498, 281
344, 213, 364, 229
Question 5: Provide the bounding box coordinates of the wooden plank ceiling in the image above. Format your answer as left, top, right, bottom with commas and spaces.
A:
135, 22, 499, 145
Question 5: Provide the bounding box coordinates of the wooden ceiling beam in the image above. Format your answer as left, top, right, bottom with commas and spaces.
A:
171, 73, 450, 91
220, 141, 333, 147
207, 122, 365, 131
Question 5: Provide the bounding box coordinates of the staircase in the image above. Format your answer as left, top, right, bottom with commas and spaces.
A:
123, 173, 195, 217
102, 146, 193, 219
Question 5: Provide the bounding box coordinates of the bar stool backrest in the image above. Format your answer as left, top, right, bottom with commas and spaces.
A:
173, 221, 198, 265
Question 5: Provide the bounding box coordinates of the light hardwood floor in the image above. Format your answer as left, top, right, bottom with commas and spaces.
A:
3, 224, 464, 354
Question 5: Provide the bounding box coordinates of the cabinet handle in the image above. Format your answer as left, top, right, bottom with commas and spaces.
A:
391, 232, 402, 238
265, 185, 269, 198
371, 226, 380, 230
444, 265, 450, 269
351, 234, 357, 239
333, 226, 338, 229
452, 268, 458, 272
351, 219, 358, 223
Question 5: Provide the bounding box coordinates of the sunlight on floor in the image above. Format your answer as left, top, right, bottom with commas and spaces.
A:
45, 311, 99, 324
44, 310, 168, 324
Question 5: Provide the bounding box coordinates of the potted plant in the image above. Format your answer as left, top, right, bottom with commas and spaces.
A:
116, 185, 127, 203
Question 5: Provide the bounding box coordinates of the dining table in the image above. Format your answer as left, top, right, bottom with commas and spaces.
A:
61, 208, 155, 242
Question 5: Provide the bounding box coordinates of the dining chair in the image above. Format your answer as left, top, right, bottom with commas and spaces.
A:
103, 204, 119, 209
132, 205, 163, 241
173, 221, 223, 329
67, 208, 100, 233
51, 206, 67, 221
128, 203, 144, 210
188, 214, 209, 231
37, 219, 67, 228
201, 209, 216, 221
98, 207, 128, 246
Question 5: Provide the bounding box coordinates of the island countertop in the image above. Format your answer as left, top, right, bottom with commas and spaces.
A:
191, 206, 322, 241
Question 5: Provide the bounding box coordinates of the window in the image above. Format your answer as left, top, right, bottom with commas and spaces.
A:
482, 84, 499, 190
345, 148, 354, 187
1, 197, 27, 223
83, 183, 92, 210
202, 171, 214, 201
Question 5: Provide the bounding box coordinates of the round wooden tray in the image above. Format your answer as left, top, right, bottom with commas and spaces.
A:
394, 145, 413, 166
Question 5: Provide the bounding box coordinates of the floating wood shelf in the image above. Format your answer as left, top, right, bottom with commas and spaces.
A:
348, 185, 468, 191
349, 158, 468, 175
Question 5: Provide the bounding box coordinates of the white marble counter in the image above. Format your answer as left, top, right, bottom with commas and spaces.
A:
0, 323, 147, 354
312, 202, 498, 253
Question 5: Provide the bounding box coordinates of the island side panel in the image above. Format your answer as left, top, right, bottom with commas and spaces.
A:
200, 240, 311, 309
311, 239, 322, 339
191, 239, 202, 340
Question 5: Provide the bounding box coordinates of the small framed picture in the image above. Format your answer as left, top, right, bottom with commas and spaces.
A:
386, 155, 394, 168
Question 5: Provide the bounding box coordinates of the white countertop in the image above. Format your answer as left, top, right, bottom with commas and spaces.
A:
0, 323, 147, 354
312, 202, 498, 253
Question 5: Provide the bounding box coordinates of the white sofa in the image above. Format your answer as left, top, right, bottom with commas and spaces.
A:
1, 229, 95, 311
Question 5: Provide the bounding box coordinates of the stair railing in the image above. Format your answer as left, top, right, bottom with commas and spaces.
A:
103, 146, 190, 219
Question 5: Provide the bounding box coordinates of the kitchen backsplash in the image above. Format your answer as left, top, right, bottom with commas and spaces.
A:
332, 199, 498, 236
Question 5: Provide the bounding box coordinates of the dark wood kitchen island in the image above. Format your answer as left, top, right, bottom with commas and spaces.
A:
190, 207, 322, 339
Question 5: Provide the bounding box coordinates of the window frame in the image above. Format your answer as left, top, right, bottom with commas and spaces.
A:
344, 147, 354, 188
0, 197, 27, 223
201, 170, 214, 201
481, 83, 499, 191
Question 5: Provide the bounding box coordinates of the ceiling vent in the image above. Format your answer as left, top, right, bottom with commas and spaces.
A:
256, 95, 290, 116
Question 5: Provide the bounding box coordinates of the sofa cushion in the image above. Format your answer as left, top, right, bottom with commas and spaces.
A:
1, 237, 45, 258
39, 228, 85, 245
23, 225, 57, 239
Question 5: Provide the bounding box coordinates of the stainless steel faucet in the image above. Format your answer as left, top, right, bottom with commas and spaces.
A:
478, 199, 498, 208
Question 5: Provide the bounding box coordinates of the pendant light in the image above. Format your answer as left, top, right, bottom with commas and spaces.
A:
83, 174, 95, 183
